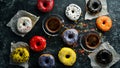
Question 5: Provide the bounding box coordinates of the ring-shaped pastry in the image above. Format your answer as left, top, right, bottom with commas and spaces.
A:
37, 0, 54, 12
58, 47, 76, 66
62, 29, 78, 46
96, 16, 112, 32
11, 47, 29, 63
17, 17, 32, 34
87, 0, 102, 15
65, 4, 81, 21
38, 54, 55, 68
96, 49, 113, 65
30, 36, 46, 52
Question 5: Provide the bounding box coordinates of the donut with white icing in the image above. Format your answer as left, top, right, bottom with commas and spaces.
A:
65, 4, 81, 21
17, 17, 32, 34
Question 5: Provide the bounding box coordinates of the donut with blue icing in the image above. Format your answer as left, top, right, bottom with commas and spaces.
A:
62, 29, 78, 46
38, 54, 55, 68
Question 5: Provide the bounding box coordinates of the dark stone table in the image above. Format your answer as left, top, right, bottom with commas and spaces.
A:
0, 0, 120, 68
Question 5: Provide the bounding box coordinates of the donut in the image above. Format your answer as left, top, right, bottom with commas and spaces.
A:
10, 47, 29, 63
65, 4, 81, 21
96, 49, 113, 65
45, 15, 62, 33
96, 16, 112, 32
30, 36, 46, 52
87, 0, 102, 15
81, 31, 100, 51
38, 54, 55, 68
17, 17, 32, 34
37, 0, 54, 12
62, 29, 78, 46
58, 47, 76, 66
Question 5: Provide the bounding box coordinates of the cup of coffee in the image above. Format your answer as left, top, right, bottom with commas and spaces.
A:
81, 31, 100, 50
45, 16, 62, 33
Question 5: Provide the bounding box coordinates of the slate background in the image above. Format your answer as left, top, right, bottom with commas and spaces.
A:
0, 0, 120, 68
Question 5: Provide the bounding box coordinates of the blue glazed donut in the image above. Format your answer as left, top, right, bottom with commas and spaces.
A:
62, 29, 78, 45
38, 54, 55, 68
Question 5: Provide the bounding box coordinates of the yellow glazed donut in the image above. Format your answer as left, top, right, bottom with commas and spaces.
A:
11, 47, 29, 63
58, 47, 76, 66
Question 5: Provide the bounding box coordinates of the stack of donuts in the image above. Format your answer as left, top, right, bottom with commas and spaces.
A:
7, 0, 120, 68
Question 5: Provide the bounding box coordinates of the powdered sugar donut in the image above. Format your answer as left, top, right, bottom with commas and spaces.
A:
17, 17, 32, 34
65, 4, 82, 21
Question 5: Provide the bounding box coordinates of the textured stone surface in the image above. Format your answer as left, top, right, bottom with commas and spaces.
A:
0, 0, 120, 68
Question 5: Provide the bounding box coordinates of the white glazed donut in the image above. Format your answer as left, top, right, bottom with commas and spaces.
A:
17, 17, 32, 34
65, 4, 82, 21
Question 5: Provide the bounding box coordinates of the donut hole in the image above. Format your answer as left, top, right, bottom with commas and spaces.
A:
36, 42, 41, 46
66, 55, 70, 58
45, 59, 49, 64
23, 22, 26, 26
18, 49, 21, 52
68, 34, 74, 39
43, 2, 48, 7
23, 20, 28, 26
87, 34, 99, 47
92, 2, 99, 9
19, 52, 23, 56
72, 10, 75, 13
18, 59, 21, 62
100, 52, 110, 60
103, 21, 106, 25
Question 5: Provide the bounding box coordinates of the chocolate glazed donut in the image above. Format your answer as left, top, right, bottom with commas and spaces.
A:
96, 49, 113, 65
87, 0, 102, 15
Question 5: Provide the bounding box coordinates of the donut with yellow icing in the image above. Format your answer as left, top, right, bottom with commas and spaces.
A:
11, 47, 29, 63
58, 47, 76, 66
